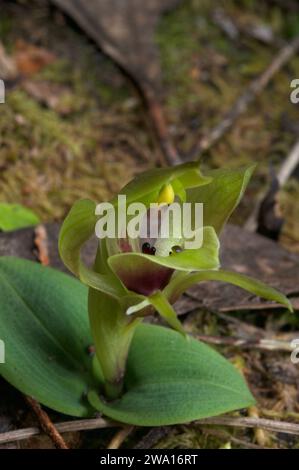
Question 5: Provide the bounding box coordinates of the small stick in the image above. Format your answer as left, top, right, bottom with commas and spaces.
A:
195, 416, 299, 435
277, 139, 299, 186
107, 425, 134, 449
25, 396, 69, 449
0, 417, 116, 446
193, 333, 294, 352
188, 35, 299, 159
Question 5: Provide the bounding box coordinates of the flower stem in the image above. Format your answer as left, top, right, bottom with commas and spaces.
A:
88, 288, 139, 400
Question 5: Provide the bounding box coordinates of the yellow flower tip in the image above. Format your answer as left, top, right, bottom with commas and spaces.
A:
157, 183, 175, 205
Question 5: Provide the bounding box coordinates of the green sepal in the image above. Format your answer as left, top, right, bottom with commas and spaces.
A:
164, 269, 293, 311
149, 290, 186, 336
58, 199, 126, 298
187, 164, 256, 234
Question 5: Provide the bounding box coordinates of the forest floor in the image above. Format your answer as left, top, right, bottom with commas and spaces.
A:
0, 0, 299, 449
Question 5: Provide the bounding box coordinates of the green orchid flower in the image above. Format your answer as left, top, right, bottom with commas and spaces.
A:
59, 161, 292, 400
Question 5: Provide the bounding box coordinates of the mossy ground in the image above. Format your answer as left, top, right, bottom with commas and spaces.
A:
1, 0, 299, 449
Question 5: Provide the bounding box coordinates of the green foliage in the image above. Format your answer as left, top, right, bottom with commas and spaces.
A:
0, 257, 95, 417
88, 323, 255, 426
0, 203, 39, 231
0, 162, 293, 425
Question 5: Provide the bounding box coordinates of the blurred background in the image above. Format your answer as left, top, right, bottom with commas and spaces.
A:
0, 0, 298, 252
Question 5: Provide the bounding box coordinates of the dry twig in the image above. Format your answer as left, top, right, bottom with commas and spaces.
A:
188, 35, 299, 159
107, 425, 134, 449
193, 333, 294, 352
195, 416, 299, 435
25, 396, 69, 449
277, 139, 299, 186
0, 417, 116, 446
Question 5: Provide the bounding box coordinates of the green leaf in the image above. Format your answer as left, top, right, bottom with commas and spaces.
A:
59, 199, 126, 298
187, 164, 256, 234
88, 323, 255, 426
0, 203, 40, 231
164, 269, 293, 311
0, 257, 96, 417
111, 161, 212, 207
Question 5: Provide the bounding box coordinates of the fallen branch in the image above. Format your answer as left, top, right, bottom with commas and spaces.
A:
188, 35, 299, 159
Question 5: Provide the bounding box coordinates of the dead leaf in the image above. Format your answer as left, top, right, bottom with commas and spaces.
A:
14, 40, 56, 77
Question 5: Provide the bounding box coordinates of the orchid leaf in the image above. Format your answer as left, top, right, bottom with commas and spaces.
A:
187, 164, 256, 234
0, 257, 96, 417
59, 199, 125, 298
0, 257, 255, 424
0, 203, 40, 231
164, 269, 293, 311
88, 323, 255, 426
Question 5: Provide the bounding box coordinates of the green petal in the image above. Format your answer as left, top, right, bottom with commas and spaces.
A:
149, 290, 186, 336
111, 161, 212, 207
187, 164, 256, 234
164, 269, 293, 311
59, 199, 125, 298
